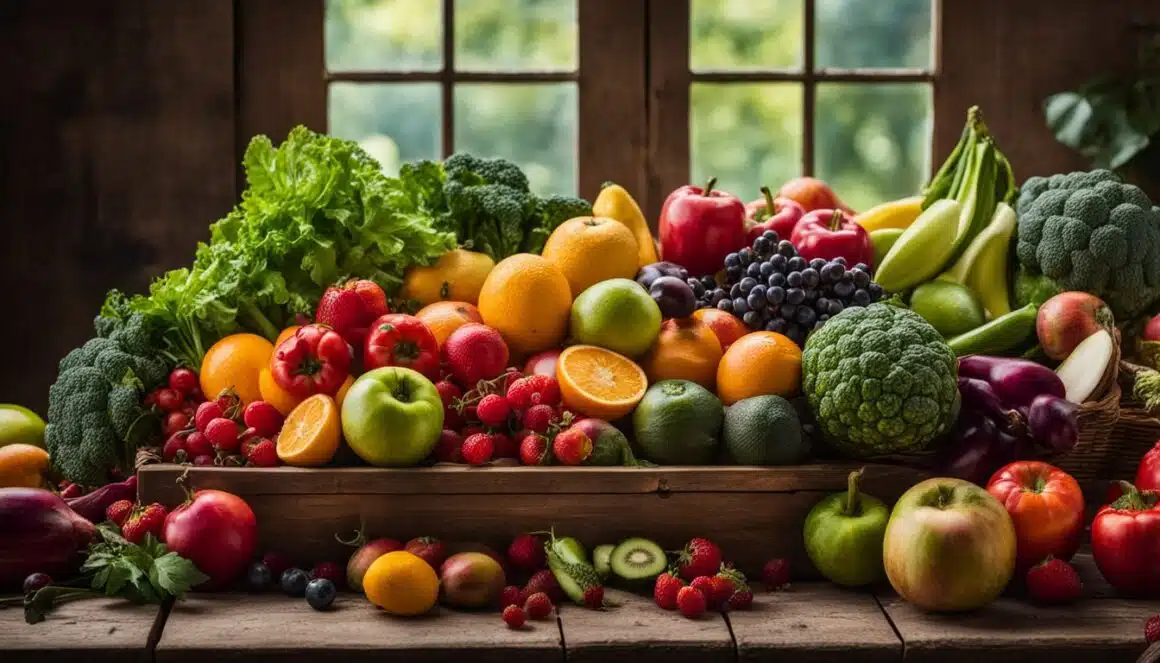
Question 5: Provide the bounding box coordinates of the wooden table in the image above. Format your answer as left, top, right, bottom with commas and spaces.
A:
0, 597, 164, 663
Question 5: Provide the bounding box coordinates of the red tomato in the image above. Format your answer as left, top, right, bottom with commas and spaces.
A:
363, 314, 440, 380
986, 461, 1085, 570
1090, 481, 1160, 596
163, 489, 257, 590
1135, 441, 1160, 492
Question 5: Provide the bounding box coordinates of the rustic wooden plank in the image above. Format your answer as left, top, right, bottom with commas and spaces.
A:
560, 588, 734, 663
727, 584, 901, 663
645, 0, 691, 225
0, 597, 163, 663
156, 594, 561, 663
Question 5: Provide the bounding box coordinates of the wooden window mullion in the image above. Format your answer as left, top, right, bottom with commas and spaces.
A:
441, 0, 454, 158
646, 0, 691, 225
802, 0, 816, 177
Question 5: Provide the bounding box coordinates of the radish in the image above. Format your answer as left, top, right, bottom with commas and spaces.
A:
1055, 329, 1114, 403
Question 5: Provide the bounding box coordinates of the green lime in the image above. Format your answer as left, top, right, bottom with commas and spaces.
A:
723, 395, 808, 465
909, 280, 987, 337
0, 404, 46, 449
631, 380, 722, 464
570, 278, 662, 357
869, 228, 905, 270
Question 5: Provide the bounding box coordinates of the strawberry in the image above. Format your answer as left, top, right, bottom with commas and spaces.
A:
476, 394, 510, 427
506, 375, 562, 410
243, 401, 284, 438
708, 576, 736, 609
194, 400, 224, 433
727, 589, 754, 610
345, 279, 389, 319
502, 604, 526, 629
1025, 557, 1082, 604
523, 569, 563, 604
524, 591, 554, 620
435, 381, 463, 408
1146, 615, 1160, 644
244, 438, 279, 467
676, 585, 707, 618
522, 404, 557, 434
105, 499, 134, 526
689, 576, 719, 608
433, 430, 464, 463
315, 286, 366, 345
501, 585, 522, 609
507, 534, 547, 571
405, 537, 447, 570
492, 433, 518, 459
311, 561, 344, 586
443, 324, 509, 387
519, 432, 549, 466
678, 538, 722, 581
762, 558, 790, 590
552, 427, 593, 465
653, 572, 684, 610
462, 433, 495, 466
121, 503, 167, 544
582, 585, 604, 610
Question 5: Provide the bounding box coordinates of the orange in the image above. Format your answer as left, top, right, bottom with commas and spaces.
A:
639, 318, 723, 390
276, 394, 342, 467
692, 308, 749, 351
275, 326, 301, 350
478, 254, 572, 356
0, 443, 50, 488
541, 216, 639, 298
260, 370, 352, 416
415, 301, 484, 347
200, 334, 275, 406
334, 375, 353, 410
556, 345, 648, 420
402, 249, 495, 306
363, 550, 440, 616
716, 331, 802, 405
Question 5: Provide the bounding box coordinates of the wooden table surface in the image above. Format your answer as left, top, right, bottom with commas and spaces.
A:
2, 555, 1156, 663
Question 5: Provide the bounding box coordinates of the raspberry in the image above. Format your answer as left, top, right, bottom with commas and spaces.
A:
727, 589, 754, 610
653, 572, 684, 610
502, 604, 526, 628
476, 394, 511, 427
507, 533, 547, 571
582, 585, 604, 610
244, 438, 279, 467
1146, 614, 1160, 644
461, 433, 494, 466
762, 558, 790, 591
524, 592, 553, 620
522, 404, 557, 434
506, 375, 561, 410
519, 432, 549, 465
433, 429, 464, 463
105, 499, 134, 526
311, 561, 343, 586
676, 585, 706, 618
501, 585, 522, 609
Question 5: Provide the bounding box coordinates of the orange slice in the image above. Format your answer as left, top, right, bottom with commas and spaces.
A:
276, 394, 341, 467
556, 345, 648, 420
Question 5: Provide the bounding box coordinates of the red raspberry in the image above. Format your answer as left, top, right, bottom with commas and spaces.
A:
1146, 614, 1160, 644
519, 432, 549, 466
476, 394, 510, 427
582, 585, 604, 610
105, 499, 134, 526
501, 585, 522, 609
522, 404, 557, 434
505, 375, 561, 410
491, 432, 518, 459
653, 572, 684, 610
507, 533, 547, 571
523, 591, 553, 620
461, 433, 494, 466
244, 438, 279, 467
523, 569, 563, 604
311, 561, 343, 586
676, 585, 706, 618
433, 429, 464, 463
762, 558, 790, 591
727, 589, 754, 610
502, 604, 526, 628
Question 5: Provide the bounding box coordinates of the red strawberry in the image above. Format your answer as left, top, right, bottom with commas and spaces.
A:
689, 576, 719, 608
244, 438, 279, 467
194, 400, 224, 433
653, 572, 684, 610
519, 432, 549, 466
582, 585, 604, 610
501, 585, 522, 609
443, 324, 509, 387
105, 499, 133, 526
709, 576, 736, 609
462, 433, 495, 466
405, 537, 447, 570
522, 404, 557, 434
345, 279, 389, 319
492, 433, 518, 459
1146, 615, 1160, 644
523, 569, 563, 604
727, 589, 754, 610
311, 561, 344, 586
552, 427, 593, 465
505, 375, 562, 410
676, 585, 706, 618
507, 534, 547, 571
502, 604, 526, 628
121, 503, 167, 544
524, 591, 554, 620
204, 417, 241, 452
435, 381, 462, 408
678, 538, 722, 581
433, 430, 464, 463
476, 394, 511, 427
243, 401, 284, 438
762, 558, 790, 590
315, 286, 366, 345
1025, 557, 1083, 604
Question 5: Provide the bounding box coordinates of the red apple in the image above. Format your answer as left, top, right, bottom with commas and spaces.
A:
439, 552, 506, 608
692, 308, 749, 351
345, 537, 403, 592
744, 187, 807, 242
523, 349, 561, 377
778, 177, 855, 215
1036, 292, 1114, 360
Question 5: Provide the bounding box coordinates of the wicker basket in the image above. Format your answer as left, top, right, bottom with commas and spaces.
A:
1110, 358, 1160, 481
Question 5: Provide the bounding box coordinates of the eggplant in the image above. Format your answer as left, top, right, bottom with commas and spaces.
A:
1026, 394, 1079, 453
648, 276, 697, 319
958, 355, 1066, 410
939, 413, 1001, 485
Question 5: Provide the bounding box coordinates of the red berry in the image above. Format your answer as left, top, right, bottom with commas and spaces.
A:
582, 585, 604, 610
727, 589, 754, 610
1025, 557, 1083, 604
243, 401, 284, 438
263, 552, 292, 578
762, 558, 790, 591
506, 375, 561, 410
502, 604, 526, 628
245, 438, 279, 467
654, 572, 684, 610
507, 534, 547, 571
433, 429, 464, 463
168, 368, 199, 394
156, 388, 184, 413
523, 570, 563, 604
676, 586, 706, 618
194, 401, 224, 432
522, 404, 556, 434
164, 411, 190, 436
192, 454, 215, 466
462, 424, 487, 439
501, 585, 522, 609
552, 427, 593, 465
162, 433, 187, 462
205, 417, 241, 452
121, 503, 167, 544
708, 576, 736, 609
462, 433, 494, 466
435, 380, 462, 407
443, 407, 464, 431
524, 592, 553, 620
311, 561, 344, 586
678, 538, 722, 581
188, 386, 205, 402
184, 431, 213, 457
143, 389, 161, 408
1146, 615, 1160, 644
519, 432, 549, 466
491, 433, 518, 459
105, 499, 134, 526
690, 576, 718, 608
476, 394, 511, 427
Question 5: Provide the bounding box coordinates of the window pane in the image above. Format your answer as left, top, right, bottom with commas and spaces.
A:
691, 0, 802, 71
328, 83, 442, 175
325, 0, 442, 72
454, 84, 577, 195
816, 0, 932, 69
455, 0, 577, 72
690, 83, 802, 201
815, 83, 932, 212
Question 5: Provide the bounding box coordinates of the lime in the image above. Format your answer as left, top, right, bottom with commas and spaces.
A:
632, 380, 722, 464
0, 405, 46, 449
910, 280, 987, 337
570, 279, 662, 357
723, 395, 808, 465
869, 228, 904, 270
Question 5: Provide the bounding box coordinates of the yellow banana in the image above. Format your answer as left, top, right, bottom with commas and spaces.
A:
853, 196, 925, 233
593, 182, 659, 267
940, 202, 1016, 318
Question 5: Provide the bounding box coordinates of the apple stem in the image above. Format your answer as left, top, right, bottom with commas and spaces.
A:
703, 177, 717, 196
760, 186, 776, 211
828, 209, 845, 231
843, 468, 865, 517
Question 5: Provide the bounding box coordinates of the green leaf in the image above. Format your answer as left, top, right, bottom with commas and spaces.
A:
97, 522, 130, 546
103, 563, 132, 596
1045, 92, 1096, 150
152, 552, 210, 598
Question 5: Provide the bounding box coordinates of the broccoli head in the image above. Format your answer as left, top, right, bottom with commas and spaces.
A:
1014, 169, 1160, 319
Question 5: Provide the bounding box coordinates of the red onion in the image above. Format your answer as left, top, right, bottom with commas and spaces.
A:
1027, 394, 1079, 453
958, 355, 1066, 410
0, 488, 95, 589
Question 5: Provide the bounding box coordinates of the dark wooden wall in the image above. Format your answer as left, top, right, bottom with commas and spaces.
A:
1, 0, 1157, 414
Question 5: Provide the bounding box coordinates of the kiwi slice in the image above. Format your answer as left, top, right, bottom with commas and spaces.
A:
610, 537, 667, 582
592, 544, 615, 579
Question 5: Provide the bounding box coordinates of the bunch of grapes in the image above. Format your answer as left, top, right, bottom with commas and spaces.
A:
691, 230, 885, 347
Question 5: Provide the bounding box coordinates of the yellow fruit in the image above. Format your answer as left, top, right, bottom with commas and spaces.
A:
200, 334, 275, 406
275, 326, 301, 350
853, 196, 924, 233
541, 217, 639, 298
639, 318, 724, 390
716, 332, 802, 405
478, 254, 572, 356
0, 443, 50, 488
593, 183, 659, 267
363, 551, 440, 616
276, 394, 342, 467
402, 249, 496, 306
334, 375, 353, 410
415, 301, 484, 347
556, 345, 648, 420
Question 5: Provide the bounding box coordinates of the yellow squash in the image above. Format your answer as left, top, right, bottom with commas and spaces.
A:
853, 196, 925, 233
592, 182, 658, 267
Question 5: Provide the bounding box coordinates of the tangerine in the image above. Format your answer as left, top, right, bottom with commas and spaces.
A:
639, 318, 723, 390
556, 345, 648, 420
199, 334, 275, 406
363, 550, 440, 616
716, 332, 802, 405
478, 254, 572, 356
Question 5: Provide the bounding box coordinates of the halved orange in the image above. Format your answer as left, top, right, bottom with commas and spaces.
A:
556, 345, 648, 420
276, 394, 341, 467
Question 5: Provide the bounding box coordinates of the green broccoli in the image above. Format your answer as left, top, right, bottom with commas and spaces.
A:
45, 313, 169, 486
1014, 169, 1160, 320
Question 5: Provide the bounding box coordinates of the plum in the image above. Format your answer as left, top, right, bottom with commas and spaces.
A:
648, 276, 696, 319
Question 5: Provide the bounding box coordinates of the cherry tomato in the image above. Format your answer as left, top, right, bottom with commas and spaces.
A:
168, 367, 200, 395
157, 388, 184, 412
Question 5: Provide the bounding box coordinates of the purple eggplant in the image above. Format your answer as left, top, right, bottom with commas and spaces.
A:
1026, 394, 1079, 453
636, 261, 690, 290
957, 377, 1009, 423
957, 355, 1066, 410
649, 276, 697, 319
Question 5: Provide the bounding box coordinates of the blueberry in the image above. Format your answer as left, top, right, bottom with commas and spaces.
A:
828, 300, 844, 316
726, 266, 742, 281
796, 306, 817, 327
853, 262, 869, 273
305, 578, 336, 611
787, 256, 807, 272
739, 277, 758, 294
852, 289, 871, 306
247, 562, 273, 589
780, 304, 798, 319
746, 262, 762, 278
724, 253, 740, 268
777, 240, 796, 257
738, 248, 753, 265
853, 270, 871, 288
762, 229, 779, 242
809, 258, 826, 270
800, 267, 820, 289
766, 286, 786, 305
769, 254, 788, 272
701, 275, 718, 290
768, 272, 786, 288
786, 288, 805, 306
786, 272, 803, 287
833, 280, 855, 298
730, 283, 743, 298
718, 298, 734, 314
281, 568, 309, 598
743, 310, 762, 328
753, 237, 771, 255
764, 317, 786, 332
733, 297, 750, 315
759, 261, 775, 278
747, 292, 766, 310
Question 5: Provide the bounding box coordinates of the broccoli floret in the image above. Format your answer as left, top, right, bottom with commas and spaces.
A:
443, 153, 529, 192
443, 154, 538, 260
1014, 169, 1160, 319
107, 383, 142, 440
95, 289, 133, 338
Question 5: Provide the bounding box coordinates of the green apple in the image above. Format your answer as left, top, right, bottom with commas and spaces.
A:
341, 367, 444, 467
883, 477, 1016, 612
0, 405, 46, 449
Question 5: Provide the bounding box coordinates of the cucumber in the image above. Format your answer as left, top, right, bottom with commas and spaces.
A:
545, 532, 603, 607
592, 544, 615, 579
947, 303, 1038, 356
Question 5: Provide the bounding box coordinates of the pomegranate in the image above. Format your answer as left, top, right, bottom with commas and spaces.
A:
163, 485, 257, 590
